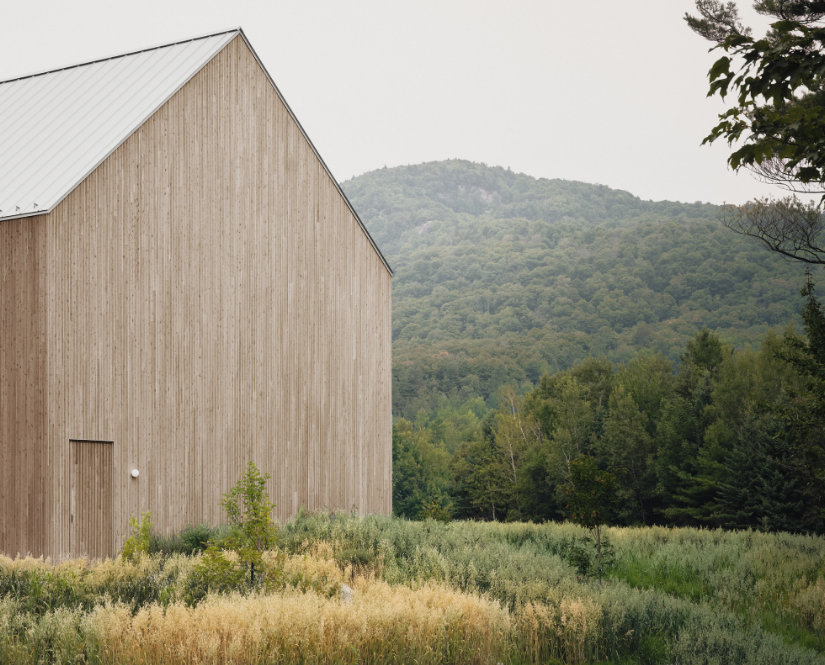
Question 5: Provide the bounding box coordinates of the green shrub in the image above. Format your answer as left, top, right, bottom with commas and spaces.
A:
120, 512, 152, 562
189, 462, 282, 602
149, 523, 220, 555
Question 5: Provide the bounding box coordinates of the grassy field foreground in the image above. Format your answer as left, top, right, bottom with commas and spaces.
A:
1, 515, 824, 664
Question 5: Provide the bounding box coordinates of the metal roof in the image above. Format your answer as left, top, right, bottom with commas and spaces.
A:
0, 29, 238, 221
0, 28, 392, 274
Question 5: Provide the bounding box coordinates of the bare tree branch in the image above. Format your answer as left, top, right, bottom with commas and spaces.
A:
722, 196, 825, 264
746, 157, 825, 195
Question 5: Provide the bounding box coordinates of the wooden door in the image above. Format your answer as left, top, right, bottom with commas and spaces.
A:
70, 440, 113, 559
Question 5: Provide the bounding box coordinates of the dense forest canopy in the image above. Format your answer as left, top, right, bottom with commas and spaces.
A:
344, 160, 804, 417
342, 160, 825, 534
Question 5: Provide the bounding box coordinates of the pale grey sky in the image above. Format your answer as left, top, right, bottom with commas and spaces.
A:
0, 0, 778, 204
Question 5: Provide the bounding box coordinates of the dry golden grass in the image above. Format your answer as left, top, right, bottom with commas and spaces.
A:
0, 553, 89, 574
92, 580, 509, 665
3, 521, 825, 665
0, 551, 195, 583
277, 542, 348, 596
513, 596, 603, 665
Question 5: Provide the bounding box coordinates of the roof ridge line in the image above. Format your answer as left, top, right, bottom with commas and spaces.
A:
0, 28, 241, 86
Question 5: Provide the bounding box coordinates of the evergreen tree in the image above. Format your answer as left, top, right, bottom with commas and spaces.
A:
780, 273, 825, 530
656, 329, 728, 524
598, 385, 656, 525
673, 332, 812, 531
712, 412, 805, 531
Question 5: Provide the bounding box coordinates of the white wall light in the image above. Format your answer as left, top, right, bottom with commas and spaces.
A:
130, 468, 140, 479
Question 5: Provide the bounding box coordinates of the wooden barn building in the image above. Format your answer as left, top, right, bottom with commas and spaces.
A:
0, 29, 392, 560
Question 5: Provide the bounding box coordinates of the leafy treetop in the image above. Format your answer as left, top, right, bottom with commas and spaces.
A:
687, 1, 825, 264
687, 0, 825, 188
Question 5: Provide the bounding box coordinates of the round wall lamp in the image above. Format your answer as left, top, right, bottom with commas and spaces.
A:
130, 468, 140, 479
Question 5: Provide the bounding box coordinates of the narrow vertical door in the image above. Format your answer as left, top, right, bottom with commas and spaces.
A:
70, 440, 113, 559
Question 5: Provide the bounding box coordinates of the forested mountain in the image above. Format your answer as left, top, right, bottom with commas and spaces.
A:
343, 160, 804, 418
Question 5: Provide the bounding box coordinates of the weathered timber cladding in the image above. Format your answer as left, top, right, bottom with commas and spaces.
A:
0, 34, 392, 559
0, 217, 48, 557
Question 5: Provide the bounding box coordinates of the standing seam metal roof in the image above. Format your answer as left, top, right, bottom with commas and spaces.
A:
0, 27, 391, 274
0, 29, 238, 221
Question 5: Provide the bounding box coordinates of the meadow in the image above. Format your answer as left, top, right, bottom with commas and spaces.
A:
1, 514, 823, 664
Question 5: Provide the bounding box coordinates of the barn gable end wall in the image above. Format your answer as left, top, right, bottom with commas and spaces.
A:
0, 34, 391, 559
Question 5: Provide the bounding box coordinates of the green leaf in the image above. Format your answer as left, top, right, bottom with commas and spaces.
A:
709, 56, 731, 81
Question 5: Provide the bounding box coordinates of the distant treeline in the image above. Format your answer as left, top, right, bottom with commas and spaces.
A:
343, 160, 824, 533
393, 308, 825, 534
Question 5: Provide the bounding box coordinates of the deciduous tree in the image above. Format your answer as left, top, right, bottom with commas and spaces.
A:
687, 0, 825, 263
563, 455, 616, 584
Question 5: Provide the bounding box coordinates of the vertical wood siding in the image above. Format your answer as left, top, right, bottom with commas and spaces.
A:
0, 35, 391, 559
0, 217, 48, 557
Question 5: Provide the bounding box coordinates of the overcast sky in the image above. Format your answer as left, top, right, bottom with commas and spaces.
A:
0, 0, 778, 204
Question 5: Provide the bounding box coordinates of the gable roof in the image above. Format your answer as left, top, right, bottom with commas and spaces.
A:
0, 28, 391, 274
0, 29, 237, 222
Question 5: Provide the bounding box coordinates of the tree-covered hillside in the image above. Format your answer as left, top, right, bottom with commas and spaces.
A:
343, 160, 805, 418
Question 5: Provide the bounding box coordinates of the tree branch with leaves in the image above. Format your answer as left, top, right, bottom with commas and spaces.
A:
687, 0, 825, 263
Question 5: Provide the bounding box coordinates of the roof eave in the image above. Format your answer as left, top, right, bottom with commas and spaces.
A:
0, 208, 53, 222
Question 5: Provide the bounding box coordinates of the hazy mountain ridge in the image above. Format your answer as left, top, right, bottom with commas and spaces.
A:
343, 160, 804, 417
346, 160, 692, 253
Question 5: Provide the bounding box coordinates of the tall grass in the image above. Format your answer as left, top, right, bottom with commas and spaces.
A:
0, 553, 198, 615
1, 516, 824, 664
280, 513, 825, 663
608, 525, 825, 651
92, 582, 508, 665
